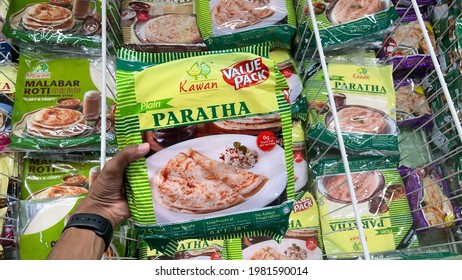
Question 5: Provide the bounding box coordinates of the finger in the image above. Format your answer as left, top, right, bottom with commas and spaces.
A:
102, 143, 151, 174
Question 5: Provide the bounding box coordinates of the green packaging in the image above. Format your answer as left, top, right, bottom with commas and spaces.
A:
116, 45, 295, 255
196, 0, 297, 50
9, 51, 117, 152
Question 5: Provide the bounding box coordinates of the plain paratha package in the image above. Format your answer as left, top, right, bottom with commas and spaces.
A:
120, 0, 207, 53
195, 0, 297, 50
116, 45, 295, 255
378, 9, 436, 72
140, 239, 226, 260
18, 197, 137, 260
20, 157, 101, 201
1, 0, 121, 52
398, 163, 461, 232
312, 156, 419, 258
226, 191, 322, 260
398, 127, 432, 168
294, 0, 399, 57
7, 51, 117, 152
305, 58, 399, 155
394, 78, 432, 129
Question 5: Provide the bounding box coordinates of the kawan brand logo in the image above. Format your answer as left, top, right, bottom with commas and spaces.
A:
180, 61, 218, 93
221, 57, 269, 90
353, 67, 369, 79
26, 63, 51, 79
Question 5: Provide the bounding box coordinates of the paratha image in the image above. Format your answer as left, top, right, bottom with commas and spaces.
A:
7, 3, 76, 33
210, 0, 287, 34
243, 238, 321, 260
206, 114, 282, 135
327, 0, 387, 25
146, 134, 287, 224
141, 14, 202, 44
19, 3, 75, 32
12, 107, 92, 139
28, 185, 88, 200
155, 148, 267, 213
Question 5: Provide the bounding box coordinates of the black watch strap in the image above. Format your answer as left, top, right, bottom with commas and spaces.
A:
63, 213, 113, 251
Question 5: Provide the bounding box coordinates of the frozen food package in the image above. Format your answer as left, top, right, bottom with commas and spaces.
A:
196, 0, 297, 50
379, 9, 436, 72
226, 190, 322, 260
0, 153, 15, 208
305, 58, 399, 155
398, 163, 461, 232
394, 78, 432, 129
294, 0, 399, 56
140, 239, 226, 260
20, 158, 100, 200
7, 51, 117, 152
312, 156, 418, 258
0, 63, 17, 150
19, 197, 136, 260
116, 45, 295, 255
1, 0, 121, 52
121, 0, 207, 53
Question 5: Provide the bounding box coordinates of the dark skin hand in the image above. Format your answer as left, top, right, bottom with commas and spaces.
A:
47, 143, 151, 260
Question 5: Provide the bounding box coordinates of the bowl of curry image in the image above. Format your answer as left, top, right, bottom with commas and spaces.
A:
318, 171, 385, 204
324, 105, 396, 135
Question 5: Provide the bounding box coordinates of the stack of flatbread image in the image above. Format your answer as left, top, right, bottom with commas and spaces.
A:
21, 3, 75, 32
26, 107, 89, 138
30, 185, 88, 200
154, 148, 267, 213
212, 0, 275, 29
143, 14, 202, 44
207, 114, 281, 135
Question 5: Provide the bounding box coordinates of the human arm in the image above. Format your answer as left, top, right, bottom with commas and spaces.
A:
47, 143, 151, 260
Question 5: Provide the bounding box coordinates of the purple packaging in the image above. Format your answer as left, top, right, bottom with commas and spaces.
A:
392, 0, 437, 7
378, 10, 436, 71
398, 163, 461, 232
394, 78, 433, 130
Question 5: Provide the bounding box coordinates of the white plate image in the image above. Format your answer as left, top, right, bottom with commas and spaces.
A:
146, 134, 288, 224
210, 0, 288, 36
242, 238, 322, 260
294, 159, 308, 192
23, 197, 79, 235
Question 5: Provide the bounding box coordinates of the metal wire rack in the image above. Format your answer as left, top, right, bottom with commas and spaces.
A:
3, 0, 462, 260
294, 0, 462, 260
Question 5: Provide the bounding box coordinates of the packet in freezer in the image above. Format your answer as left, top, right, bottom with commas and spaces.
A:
294, 0, 399, 56
116, 45, 295, 255
196, 0, 297, 50
120, 0, 207, 53
7, 51, 117, 152
312, 156, 418, 258
305, 58, 399, 155
1, 0, 121, 51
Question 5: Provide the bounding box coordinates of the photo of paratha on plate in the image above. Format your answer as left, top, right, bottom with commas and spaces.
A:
146, 134, 287, 224
210, 0, 287, 35
13, 107, 92, 139
135, 14, 202, 44
27, 185, 88, 200
205, 114, 282, 135
10, 3, 76, 32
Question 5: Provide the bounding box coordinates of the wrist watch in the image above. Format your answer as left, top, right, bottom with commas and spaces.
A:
63, 213, 113, 251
